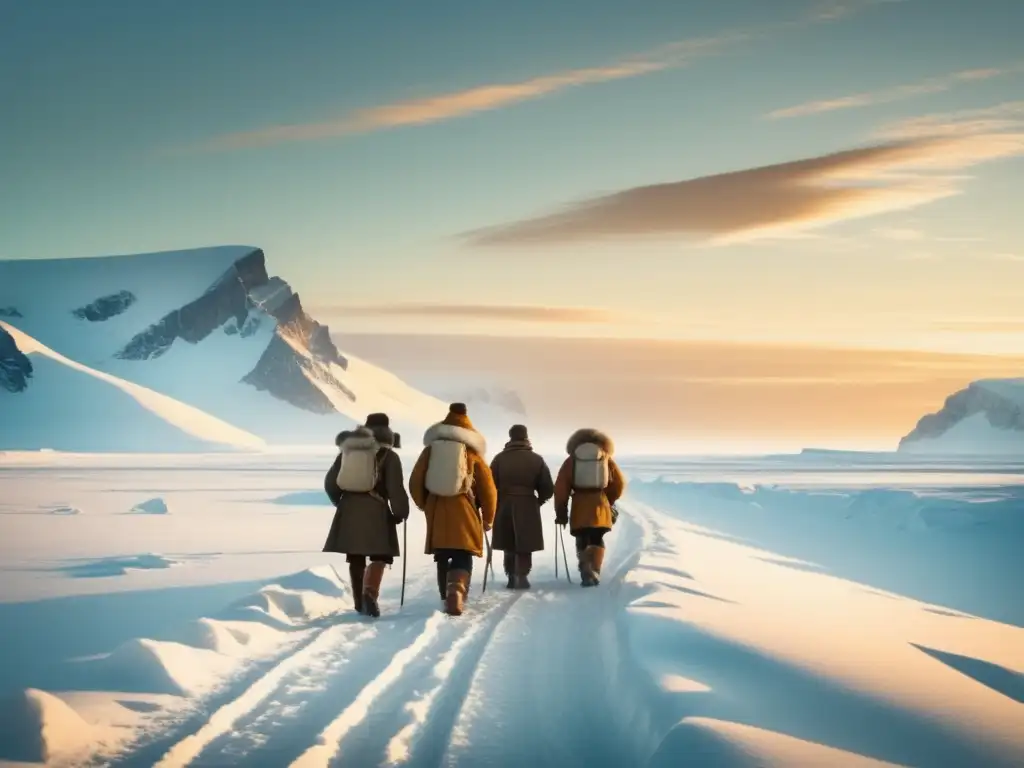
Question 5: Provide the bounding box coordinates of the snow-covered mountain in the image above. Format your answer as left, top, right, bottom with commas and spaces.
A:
0, 246, 447, 451
898, 378, 1024, 455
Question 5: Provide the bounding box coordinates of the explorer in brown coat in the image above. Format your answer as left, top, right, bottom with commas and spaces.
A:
324, 413, 410, 618
409, 403, 497, 617
553, 428, 626, 587
490, 424, 554, 589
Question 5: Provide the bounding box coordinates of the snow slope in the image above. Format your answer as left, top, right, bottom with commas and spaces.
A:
1, 454, 1022, 767
0, 322, 265, 452
899, 378, 1024, 455
0, 247, 453, 450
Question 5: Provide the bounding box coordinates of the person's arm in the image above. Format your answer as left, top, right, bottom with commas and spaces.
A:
384, 452, 410, 522
474, 456, 498, 531
409, 447, 431, 512
606, 458, 626, 505
553, 458, 572, 525
536, 458, 555, 506
324, 455, 342, 506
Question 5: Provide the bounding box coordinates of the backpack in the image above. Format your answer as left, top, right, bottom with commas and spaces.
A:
572, 442, 609, 491
424, 439, 474, 499
336, 438, 382, 493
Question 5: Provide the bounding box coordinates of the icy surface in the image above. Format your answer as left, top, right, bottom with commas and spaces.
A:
0, 452, 1022, 766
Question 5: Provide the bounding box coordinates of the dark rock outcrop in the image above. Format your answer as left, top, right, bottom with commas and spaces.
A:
242, 334, 355, 413
898, 381, 1024, 449
117, 249, 268, 360
0, 327, 33, 393
115, 247, 352, 415
0, 307, 22, 319
72, 290, 136, 322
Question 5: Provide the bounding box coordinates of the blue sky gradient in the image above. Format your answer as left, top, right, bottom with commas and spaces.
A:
3, 0, 1023, 349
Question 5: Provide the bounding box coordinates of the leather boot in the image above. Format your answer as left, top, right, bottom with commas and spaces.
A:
349, 561, 365, 613
445, 569, 471, 617
580, 547, 598, 587
363, 561, 386, 618
436, 560, 448, 602
589, 546, 605, 586
503, 551, 516, 589
514, 552, 532, 589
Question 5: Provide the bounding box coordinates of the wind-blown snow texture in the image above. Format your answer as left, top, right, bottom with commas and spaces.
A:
900, 379, 1024, 455
1, 452, 1022, 767
0, 247, 456, 452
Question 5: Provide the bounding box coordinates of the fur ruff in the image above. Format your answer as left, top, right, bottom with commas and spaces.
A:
340, 426, 379, 453
566, 428, 614, 456
424, 421, 487, 455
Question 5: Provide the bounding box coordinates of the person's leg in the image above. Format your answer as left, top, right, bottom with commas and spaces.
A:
573, 532, 587, 582
514, 551, 532, 589
502, 550, 516, 589
362, 555, 393, 618
444, 550, 473, 617
588, 530, 607, 585
346, 555, 367, 613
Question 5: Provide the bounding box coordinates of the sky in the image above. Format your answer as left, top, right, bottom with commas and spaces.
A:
2, 0, 1023, 449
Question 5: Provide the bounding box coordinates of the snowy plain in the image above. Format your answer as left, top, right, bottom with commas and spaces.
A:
1, 450, 1022, 768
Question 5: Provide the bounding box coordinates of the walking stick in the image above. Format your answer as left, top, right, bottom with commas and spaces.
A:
482, 530, 494, 594
400, 518, 408, 608
558, 525, 573, 584
554, 520, 559, 580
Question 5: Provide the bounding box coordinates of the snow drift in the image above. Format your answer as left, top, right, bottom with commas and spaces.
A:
0, 246, 451, 451
0, 565, 352, 765
899, 378, 1024, 455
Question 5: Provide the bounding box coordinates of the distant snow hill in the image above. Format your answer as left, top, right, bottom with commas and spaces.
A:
0, 246, 449, 451
898, 378, 1024, 455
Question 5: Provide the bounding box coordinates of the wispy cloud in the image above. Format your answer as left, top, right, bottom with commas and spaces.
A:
194, 1, 895, 152
767, 66, 1015, 119
934, 318, 1024, 332
199, 37, 742, 152
463, 100, 1024, 247
312, 303, 620, 324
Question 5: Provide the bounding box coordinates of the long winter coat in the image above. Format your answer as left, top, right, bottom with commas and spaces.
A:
489, 439, 554, 553
554, 428, 626, 534
409, 419, 497, 558
323, 426, 410, 557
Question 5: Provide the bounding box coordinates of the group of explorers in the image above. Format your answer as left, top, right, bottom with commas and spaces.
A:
323, 402, 626, 618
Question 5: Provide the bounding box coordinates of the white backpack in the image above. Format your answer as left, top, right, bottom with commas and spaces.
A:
336, 439, 381, 493
424, 439, 473, 498
572, 442, 609, 490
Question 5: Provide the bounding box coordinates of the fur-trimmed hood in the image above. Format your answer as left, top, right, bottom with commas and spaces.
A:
566, 428, 614, 456
339, 426, 379, 453
424, 421, 487, 456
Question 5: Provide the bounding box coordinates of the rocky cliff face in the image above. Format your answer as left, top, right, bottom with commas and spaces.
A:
72, 290, 136, 322
115, 248, 351, 414
0, 326, 33, 393
898, 381, 1024, 449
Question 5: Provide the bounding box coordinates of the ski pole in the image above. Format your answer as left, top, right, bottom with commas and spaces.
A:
482, 530, 493, 594
558, 526, 573, 584
554, 520, 559, 580
400, 518, 408, 608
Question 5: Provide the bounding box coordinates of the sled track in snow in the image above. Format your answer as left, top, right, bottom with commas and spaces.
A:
110, 507, 651, 768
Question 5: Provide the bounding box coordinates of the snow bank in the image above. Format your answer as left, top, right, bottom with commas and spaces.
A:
626, 479, 1024, 626
0, 688, 97, 765
3, 565, 352, 764
615, 501, 1024, 768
